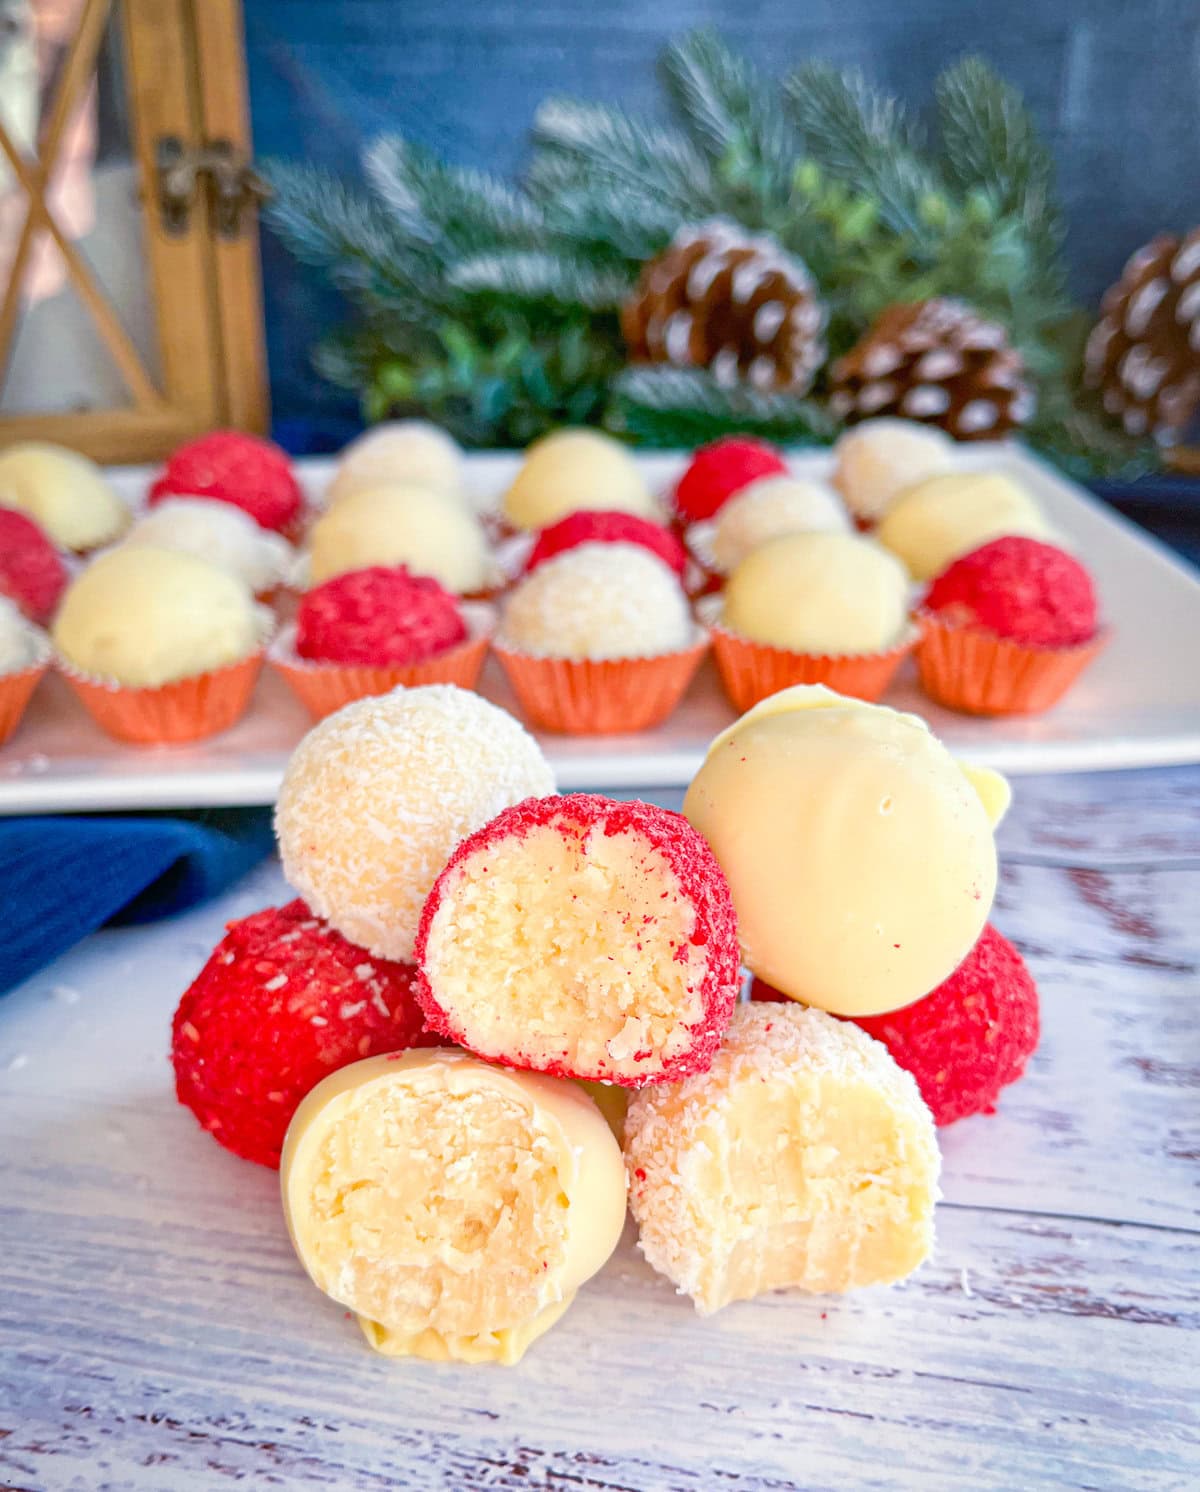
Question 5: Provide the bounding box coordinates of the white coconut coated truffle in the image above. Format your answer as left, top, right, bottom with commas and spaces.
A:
0, 595, 47, 676
832, 418, 955, 523
710, 475, 850, 572
308, 483, 491, 593
122, 498, 294, 593
328, 421, 463, 504
274, 685, 555, 962
498, 542, 693, 660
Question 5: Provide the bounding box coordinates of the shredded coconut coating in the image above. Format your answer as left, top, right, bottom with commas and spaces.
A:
831, 418, 954, 523
711, 476, 850, 572
415, 794, 740, 1085
498, 542, 693, 660
275, 685, 555, 961
624, 1003, 941, 1313
124, 498, 294, 594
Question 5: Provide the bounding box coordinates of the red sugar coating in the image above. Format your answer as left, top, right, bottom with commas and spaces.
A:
171, 898, 431, 1167
0, 507, 67, 623
526, 510, 687, 577
925, 536, 1099, 648
414, 793, 741, 1086
296, 565, 468, 665
673, 437, 788, 524
149, 430, 303, 533
750, 927, 1039, 1124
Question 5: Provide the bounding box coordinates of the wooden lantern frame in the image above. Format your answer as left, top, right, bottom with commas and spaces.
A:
0, 0, 267, 463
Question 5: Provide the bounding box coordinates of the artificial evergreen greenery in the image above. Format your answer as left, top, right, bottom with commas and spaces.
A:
264, 31, 1157, 474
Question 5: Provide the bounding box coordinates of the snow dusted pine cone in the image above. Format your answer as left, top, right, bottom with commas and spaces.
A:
830, 298, 1035, 441
1083, 228, 1200, 441
622, 219, 826, 394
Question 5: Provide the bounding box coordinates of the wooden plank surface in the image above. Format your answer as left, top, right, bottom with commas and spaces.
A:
1, 768, 1198, 1490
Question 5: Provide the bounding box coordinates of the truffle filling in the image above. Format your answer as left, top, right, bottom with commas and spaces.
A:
424, 823, 707, 1080
306, 1083, 569, 1340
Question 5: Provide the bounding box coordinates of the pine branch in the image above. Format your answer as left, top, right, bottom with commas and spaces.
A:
262, 160, 443, 318
534, 177, 682, 263
615, 366, 836, 447
363, 135, 545, 253
660, 30, 799, 216
532, 97, 721, 219
784, 63, 943, 243
448, 250, 634, 309
935, 57, 1066, 297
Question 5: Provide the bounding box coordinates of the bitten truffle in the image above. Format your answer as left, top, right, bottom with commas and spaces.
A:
924, 535, 1099, 648
416, 794, 741, 1086
674, 437, 788, 523
171, 898, 429, 1167
852, 923, 1041, 1124
149, 430, 303, 534
281, 1049, 626, 1363
625, 1004, 941, 1312
274, 685, 554, 962
296, 566, 467, 666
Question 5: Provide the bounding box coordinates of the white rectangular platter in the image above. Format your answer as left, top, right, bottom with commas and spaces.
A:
1, 442, 1198, 814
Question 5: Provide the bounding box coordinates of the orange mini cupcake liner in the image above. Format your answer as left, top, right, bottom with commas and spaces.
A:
59, 648, 266, 744
709, 618, 921, 713
916, 612, 1109, 716
270, 603, 495, 720
493, 630, 709, 735
0, 658, 49, 746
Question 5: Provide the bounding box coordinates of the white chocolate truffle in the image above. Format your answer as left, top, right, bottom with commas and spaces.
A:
626, 1004, 940, 1312
52, 546, 266, 687
878, 470, 1052, 581
710, 475, 850, 573
0, 595, 47, 675
282, 1050, 626, 1364
722, 531, 910, 654
308, 482, 490, 593
122, 498, 294, 594
0, 441, 129, 551
498, 542, 692, 660
503, 429, 660, 531
832, 418, 956, 523
274, 684, 555, 962
683, 686, 1001, 1016
327, 420, 463, 504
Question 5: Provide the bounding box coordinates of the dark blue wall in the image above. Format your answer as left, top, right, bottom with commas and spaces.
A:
245, 0, 1200, 429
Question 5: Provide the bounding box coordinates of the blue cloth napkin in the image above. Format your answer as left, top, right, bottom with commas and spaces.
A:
0, 810, 276, 997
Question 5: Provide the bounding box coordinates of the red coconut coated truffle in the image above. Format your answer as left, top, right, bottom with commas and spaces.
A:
415, 794, 740, 1086
0, 507, 67, 623
296, 565, 468, 665
149, 430, 303, 533
925, 536, 1099, 648
851, 924, 1040, 1125
172, 898, 430, 1167
526, 509, 687, 577
674, 437, 788, 524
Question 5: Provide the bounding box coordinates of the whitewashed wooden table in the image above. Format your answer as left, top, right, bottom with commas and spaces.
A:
1, 768, 1198, 1492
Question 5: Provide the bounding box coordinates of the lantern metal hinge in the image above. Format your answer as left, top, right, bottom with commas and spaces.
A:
156, 136, 272, 239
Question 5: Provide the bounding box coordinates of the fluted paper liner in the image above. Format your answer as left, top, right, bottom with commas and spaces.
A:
270, 603, 495, 720
493, 630, 709, 735
916, 612, 1109, 716
0, 658, 48, 746
709, 618, 920, 712
58, 648, 266, 744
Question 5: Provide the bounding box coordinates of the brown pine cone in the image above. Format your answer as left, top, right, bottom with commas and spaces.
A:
1083, 228, 1200, 440
621, 219, 825, 394
829, 298, 1035, 441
